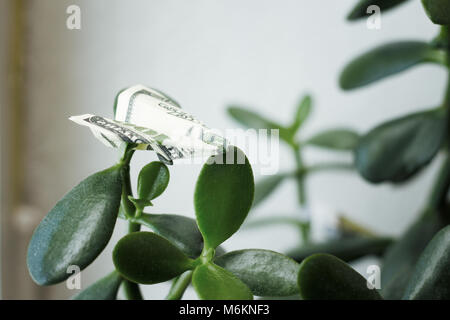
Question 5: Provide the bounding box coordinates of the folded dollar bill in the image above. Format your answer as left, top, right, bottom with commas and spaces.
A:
69, 85, 227, 164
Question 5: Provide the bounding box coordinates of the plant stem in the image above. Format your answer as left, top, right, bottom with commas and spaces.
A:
165, 270, 193, 300
428, 26, 450, 214
122, 279, 143, 300
118, 144, 144, 300
306, 162, 354, 174
120, 145, 136, 219
293, 145, 310, 242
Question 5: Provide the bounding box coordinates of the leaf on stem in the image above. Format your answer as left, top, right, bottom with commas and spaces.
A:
355, 108, 446, 183
381, 211, 446, 299
215, 249, 299, 297
192, 262, 253, 300
347, 0, 411, 21
305, 128, 360, 151
27, 165, 122, 285
134, 213, 204, 258
289, 95, 312, 134
227, 107, 294, 144
422, 0, 450, 25
137, 161, 170, 201
287, 237, 393, 263
113, 232, 194, 284
340, 41, 441, 90
298, 253, 382, 300
195, 146, 254, 249
403, 225, 450, 299
72, 271, 122, 300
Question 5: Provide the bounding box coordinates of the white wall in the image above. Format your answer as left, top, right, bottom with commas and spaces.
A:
22, 0, 446, 299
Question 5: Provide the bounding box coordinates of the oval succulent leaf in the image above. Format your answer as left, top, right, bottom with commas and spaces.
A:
113, 232, 194, 284
195, 146, 254, 249
287, 237, 393, 263
305, 128, 360, 150
355, 108, 446, 183
227, 107, 293, 144
192, 262, 253, 300
27, 165, 122, 285
133, 213, 204, 258
290, 95, 312, 134
340, 41, 439, 90
403, 225, 450, 299
381, 211, 445, 299
253, 174, 287, 208
347, 0, 411, 21
72, 271, 122, 300
298, 253, 382, 300
137, 161, 170, 201
422, 0, 450, 25
215, 249, 299, 297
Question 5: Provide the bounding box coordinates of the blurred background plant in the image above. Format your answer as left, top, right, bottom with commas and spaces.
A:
1, 0, 447, 299
229, 0, 450, 300
340, 0, 450, 299
227, 98, 394, 263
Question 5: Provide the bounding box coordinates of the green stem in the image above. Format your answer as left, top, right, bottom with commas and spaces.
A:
306, 162, 354, 174
122, 279, 143, 300
117, 144, 144, 300
427, 27, 450, 214
120, 146, 136, 219
293, 145, 310, 242
165, 270, 193, 300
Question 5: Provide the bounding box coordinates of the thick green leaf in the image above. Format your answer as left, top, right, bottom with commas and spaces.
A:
298, 253, 382, 300
340, 41, 439, 90
422, 0, 450, 25
290, 95, 312, 134
113, 232, 194, 284
305, 128, 360, 150
355, 108, 446, 183
137, 161, 169, 201
403, 225, 450, 299
381, 211, 446, 299
227, 107, 293, 144
347, 0, 411, 20
195, 146, 254, 249
72, 271, 122, 300
192, 262, 253, 300
133, 213, 203, 258
253, 174, 287, 208
27, 165, 122, 285
287, 237, 393, 263
215, 249, 299, 297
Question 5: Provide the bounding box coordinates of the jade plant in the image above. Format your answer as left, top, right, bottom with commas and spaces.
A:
334, 0, 450, 299
26, 87, 304, 300
228, 94, 393, 262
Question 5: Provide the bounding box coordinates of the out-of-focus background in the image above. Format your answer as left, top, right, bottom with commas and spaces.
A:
0, 0, 446, 299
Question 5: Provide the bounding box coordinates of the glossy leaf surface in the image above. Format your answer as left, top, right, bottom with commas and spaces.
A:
134, 213, 203, 258
195, 146, 254, 249
298, 253, 382, 300
192, 262, 253, 300
403, 225, 450, 299
72, 271, 122, 300
113, 232, 194, 284
27, 165, 122, 285
137, 161, 170, 201
355, 108, 446, 183
215, 249, 299, 297
340, 41, 438, 90
422, 0, 450, 24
